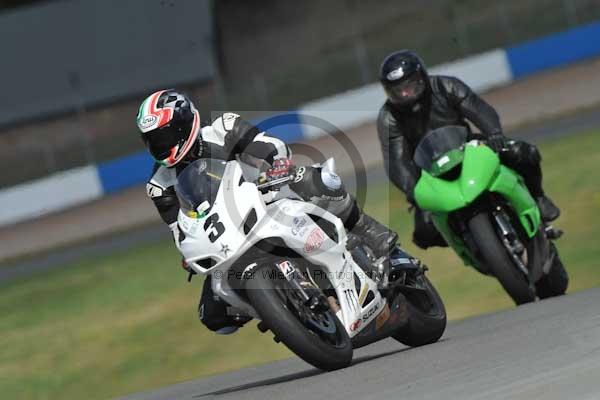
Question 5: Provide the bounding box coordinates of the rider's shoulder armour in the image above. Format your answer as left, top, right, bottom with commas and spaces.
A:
147, 164, 177, 198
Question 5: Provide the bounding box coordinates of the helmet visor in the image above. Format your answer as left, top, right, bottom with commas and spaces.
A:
386, 72, 426, 106
141, 124, 187, 161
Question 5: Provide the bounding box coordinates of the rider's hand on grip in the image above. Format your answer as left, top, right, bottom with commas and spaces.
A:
486, 133, 506, 153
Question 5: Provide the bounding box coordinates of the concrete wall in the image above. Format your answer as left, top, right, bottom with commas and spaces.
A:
0, 0, 214, 127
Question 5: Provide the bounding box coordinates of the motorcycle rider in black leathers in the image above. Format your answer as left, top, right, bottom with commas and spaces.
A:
376, 50, 560, 249
137, 89, 398, 334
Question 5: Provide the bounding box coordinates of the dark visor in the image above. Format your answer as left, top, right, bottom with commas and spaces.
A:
387, 73, 426, 104
141, 124, 184, 160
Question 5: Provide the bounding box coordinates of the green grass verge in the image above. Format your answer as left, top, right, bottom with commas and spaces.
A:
1, 131, 599, 400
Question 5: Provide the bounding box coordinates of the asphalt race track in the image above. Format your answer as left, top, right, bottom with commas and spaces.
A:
119, 288, 600, 400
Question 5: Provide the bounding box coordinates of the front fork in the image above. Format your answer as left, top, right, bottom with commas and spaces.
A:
272, 259, 330, 312
492, 209, 536, 292
492, 210, 527, 271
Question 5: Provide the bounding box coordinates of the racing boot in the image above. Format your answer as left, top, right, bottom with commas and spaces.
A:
352, 212, 399, 259
536, 195, 560, 222
199, 277, 250, 334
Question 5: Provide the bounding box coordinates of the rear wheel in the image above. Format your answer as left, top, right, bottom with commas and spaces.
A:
536, 243, 569, 299
468, 212, 535, 305
392, 274, 447, 347
246, 264, 353, 371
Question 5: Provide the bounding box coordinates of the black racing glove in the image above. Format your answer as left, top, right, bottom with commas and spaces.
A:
486, 133, 506, 153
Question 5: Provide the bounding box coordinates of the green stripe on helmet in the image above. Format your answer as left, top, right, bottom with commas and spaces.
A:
137, 96, 151, 126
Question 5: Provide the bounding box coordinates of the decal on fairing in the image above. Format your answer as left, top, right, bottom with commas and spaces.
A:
220, 243, 231, 257
291, 217, 308, 236
344, 289, 358, 311
304, 228, 325, 253
351, 301, 382, 334
362, 301, 380, 323
358, 284, 369, 305
350, 319, 362, 332
204, 213, 225, 242
276, 260, 295, 277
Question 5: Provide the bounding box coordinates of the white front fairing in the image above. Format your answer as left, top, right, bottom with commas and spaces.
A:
176, 160, 384, 337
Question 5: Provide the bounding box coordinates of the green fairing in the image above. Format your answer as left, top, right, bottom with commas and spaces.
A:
489, 165, 541, 237
414, 144, 541, 266
415, 145, 500, 212
430, 213, 478, 266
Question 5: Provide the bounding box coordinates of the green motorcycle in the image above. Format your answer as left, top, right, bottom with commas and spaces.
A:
413, 126, 568, 305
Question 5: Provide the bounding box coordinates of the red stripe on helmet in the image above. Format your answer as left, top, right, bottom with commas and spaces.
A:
156, 108, 174, 128
172, 110, 200, 163
159, 109, 200, 167
147, 90, 174, 129
148, 90, 165, 113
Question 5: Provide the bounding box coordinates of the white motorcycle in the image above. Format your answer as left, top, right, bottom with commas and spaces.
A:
174, 157, 446, 371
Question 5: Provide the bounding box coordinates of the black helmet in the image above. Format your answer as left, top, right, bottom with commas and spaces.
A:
379, 50, 430, 109
137, 89, 201, 167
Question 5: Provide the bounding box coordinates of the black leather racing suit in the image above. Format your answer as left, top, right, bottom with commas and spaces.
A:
377, 75, 546, 249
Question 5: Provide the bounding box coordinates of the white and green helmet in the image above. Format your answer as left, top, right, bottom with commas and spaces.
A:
137, 89, 200, 167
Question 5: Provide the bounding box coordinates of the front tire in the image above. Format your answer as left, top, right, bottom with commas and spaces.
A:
468, 213, 535, 305
392, 275, 447, 347
246, 264, 353, 371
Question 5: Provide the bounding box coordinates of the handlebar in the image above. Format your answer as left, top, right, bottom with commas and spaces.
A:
256, 173, 296, 192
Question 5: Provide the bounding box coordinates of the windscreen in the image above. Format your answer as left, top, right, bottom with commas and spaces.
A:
414, 126, 468, 173
175, 159, 227, 218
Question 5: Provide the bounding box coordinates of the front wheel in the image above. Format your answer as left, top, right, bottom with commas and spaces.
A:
468, 212, 535, 305
246, 264, 353, 371
392, 274, 447, 347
